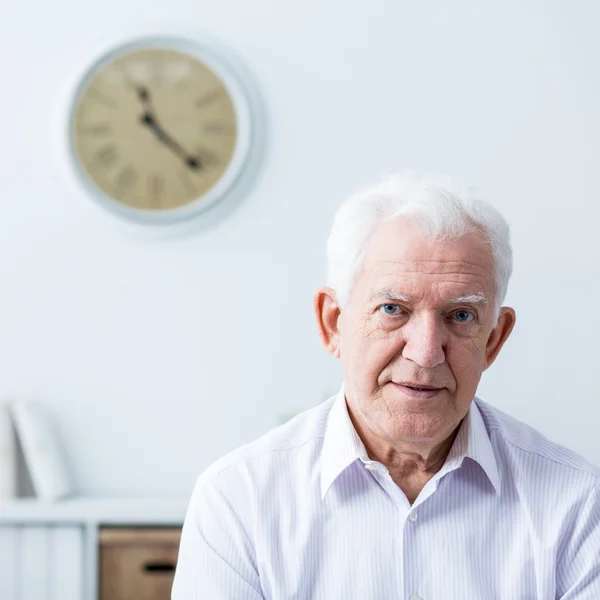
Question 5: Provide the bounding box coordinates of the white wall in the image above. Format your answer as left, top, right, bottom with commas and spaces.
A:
1, 0, 599, 497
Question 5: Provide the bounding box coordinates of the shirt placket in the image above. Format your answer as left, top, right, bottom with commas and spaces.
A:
364, 462, 451, 600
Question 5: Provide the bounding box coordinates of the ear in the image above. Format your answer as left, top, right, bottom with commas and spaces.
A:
483, 307, 516, 371
313, 287, 342, 358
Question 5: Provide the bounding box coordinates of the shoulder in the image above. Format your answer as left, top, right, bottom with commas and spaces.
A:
197, 395, 336, 486
475, 396, 600, 486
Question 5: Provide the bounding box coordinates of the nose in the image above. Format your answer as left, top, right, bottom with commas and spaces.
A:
400, 312, 446, 368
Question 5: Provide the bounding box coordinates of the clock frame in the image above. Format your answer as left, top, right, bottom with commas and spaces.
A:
68, 36, 256, 225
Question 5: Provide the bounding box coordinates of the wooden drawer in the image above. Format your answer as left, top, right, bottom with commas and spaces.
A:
99, 527, 181, 600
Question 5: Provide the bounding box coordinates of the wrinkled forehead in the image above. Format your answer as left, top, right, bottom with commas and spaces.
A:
358, 218, 496, 294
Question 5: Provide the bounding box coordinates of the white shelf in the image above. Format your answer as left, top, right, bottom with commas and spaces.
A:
0, 497, 188, 525
1, 497, 190, 600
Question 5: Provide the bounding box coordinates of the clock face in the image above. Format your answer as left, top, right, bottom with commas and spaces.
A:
71, 46, 239, 212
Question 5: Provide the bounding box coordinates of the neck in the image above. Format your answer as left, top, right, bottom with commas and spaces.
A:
347, 404, 462, 479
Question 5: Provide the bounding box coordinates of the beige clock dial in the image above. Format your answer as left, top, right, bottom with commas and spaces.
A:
72, 46, 239, 212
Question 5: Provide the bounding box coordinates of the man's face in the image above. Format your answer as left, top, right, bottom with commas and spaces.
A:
336, 217, 514, 446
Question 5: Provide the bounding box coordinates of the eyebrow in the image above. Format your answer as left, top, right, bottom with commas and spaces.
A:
449, 293, 489, 306
377, 288, 489, 306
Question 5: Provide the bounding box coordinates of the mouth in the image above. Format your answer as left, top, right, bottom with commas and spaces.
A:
391, 382, 444, 400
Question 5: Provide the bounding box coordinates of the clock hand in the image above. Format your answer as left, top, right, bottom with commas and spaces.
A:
140, 113, 187, 156
136, 85, 151, 105
132, 84, 201, 172
139, 112, 201, 171
120, 68, 153, 107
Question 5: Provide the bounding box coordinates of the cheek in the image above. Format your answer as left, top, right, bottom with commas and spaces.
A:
449, 341, 486, 390
342, 327, 400, 382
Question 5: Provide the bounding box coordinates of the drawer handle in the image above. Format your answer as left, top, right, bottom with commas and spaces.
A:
142, 562, 176, 573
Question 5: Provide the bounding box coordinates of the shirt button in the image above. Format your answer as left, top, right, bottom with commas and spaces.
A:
408, 511, 418, 522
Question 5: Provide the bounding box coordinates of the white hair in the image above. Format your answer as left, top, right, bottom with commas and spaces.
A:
326, 172, 512, 325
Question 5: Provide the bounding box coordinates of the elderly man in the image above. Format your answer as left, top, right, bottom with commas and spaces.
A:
172, 173, 600, 599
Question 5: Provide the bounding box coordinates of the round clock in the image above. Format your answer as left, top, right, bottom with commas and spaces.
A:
68, 36, 257, 224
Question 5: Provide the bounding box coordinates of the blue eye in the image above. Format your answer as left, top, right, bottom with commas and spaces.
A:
453, 310, 474, 323
380, 304, 401, 316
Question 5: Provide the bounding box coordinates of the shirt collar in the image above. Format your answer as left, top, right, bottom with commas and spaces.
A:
320, 384, 501, 499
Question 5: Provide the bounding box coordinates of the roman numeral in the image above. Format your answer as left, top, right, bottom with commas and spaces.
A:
148, 174, 165, 208
201, 121, 234, 135
81, 123, 112, 135
87, 88, 118, 109
93, 144, 118, 168
151, 57, 164, 83
113, 166, 138, 197
195, 89, 224, 109
193, 147, 221, 168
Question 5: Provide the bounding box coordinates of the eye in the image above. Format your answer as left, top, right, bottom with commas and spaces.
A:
452, 309, 475, 323
379, 304, 402, 316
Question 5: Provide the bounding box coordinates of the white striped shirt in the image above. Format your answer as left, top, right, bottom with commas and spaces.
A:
172, 387, 600, 599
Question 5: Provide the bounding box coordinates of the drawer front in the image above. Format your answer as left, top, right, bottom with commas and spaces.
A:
100, 527, 181, 600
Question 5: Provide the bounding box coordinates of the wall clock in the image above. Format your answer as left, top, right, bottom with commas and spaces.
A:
68, 36, 258, 224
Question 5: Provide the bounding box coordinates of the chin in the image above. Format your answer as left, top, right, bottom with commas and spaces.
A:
388, 423, 444, 443
379, 409, 448, 438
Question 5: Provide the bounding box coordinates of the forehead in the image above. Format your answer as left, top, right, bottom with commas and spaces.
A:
358, 218, 495, 299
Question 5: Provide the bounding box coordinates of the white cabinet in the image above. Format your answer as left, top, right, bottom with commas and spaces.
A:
0, 525, 84, 599
0, 498, 187, 600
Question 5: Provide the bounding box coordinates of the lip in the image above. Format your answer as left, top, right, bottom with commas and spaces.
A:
396, 381, 442, 390
392, 382, 444, 400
